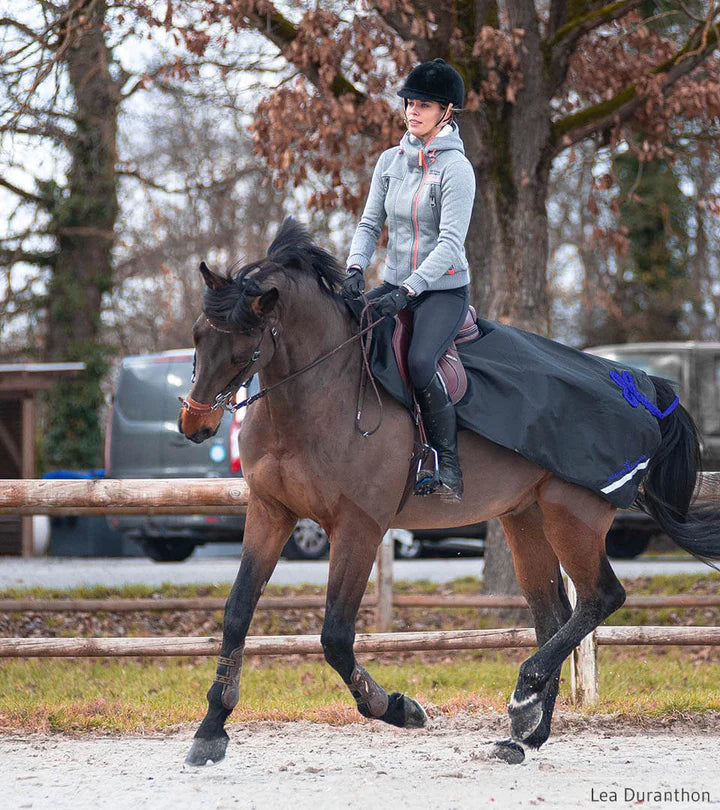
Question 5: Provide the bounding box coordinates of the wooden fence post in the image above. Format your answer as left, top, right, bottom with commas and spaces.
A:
567, 576, 599, 706
375, 530, 394, 632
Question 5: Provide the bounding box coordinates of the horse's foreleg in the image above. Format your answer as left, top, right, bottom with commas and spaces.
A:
321, 521, 427, 729
507, 481, 624, 747
493, 505, 572, 763
186, 494, 296, 766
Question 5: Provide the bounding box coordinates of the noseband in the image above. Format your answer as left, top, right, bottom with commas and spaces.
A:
178, 318, 278, 416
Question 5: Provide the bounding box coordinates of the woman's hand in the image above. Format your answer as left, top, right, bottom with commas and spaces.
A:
372, 287, 410, 317
340, 267, 365, 300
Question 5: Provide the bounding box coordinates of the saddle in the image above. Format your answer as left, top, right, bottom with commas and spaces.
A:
391, 305, 480, 403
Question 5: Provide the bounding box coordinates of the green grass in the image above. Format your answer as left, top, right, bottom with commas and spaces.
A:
1, 571, 717, 602
1, 649, 719, 733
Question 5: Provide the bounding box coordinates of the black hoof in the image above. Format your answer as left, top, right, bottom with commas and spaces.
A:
185, 734, 229, 766
381, 693, 428, 728
401, 695, 428, 728
490, 739, 525, 764
508, 693, 544, 742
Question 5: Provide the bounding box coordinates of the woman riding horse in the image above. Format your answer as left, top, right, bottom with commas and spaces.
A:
342, 59, 475, 503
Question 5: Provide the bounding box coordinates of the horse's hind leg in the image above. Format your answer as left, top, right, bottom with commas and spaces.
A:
507, 479, 625, 747
492, 504, 572, 763
321, 516, 427, 728
186, 494, 296, 766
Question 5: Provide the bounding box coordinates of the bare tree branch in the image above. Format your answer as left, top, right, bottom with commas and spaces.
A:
117, 164, 261, 193
0, 247, 56, 266
0, 176, 45, 204
226, 4, 367, 102
0, 16, 42, 40
0, 122, 73, 142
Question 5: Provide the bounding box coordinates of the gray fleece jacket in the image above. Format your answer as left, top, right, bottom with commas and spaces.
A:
346, 123, 475, 296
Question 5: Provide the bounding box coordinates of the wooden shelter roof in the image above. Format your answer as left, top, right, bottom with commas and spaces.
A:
0, 363, 85, 394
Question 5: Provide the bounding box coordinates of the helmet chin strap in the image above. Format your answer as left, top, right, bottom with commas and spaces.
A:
434, 104, 453, 129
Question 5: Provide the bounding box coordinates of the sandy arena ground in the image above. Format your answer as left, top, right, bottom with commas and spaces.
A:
2, 714, 719, 809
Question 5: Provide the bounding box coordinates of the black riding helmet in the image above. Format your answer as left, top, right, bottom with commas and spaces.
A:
397, 58, 465, 109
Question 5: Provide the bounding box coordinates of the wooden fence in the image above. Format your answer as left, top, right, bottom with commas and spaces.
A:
1, 626, 718, 659
1, 477, 719, 706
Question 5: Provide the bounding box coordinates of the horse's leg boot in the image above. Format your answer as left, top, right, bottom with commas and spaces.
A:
415, 374, 463, 502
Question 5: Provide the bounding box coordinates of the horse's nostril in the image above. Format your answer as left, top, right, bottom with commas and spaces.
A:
188, 426, 216, 444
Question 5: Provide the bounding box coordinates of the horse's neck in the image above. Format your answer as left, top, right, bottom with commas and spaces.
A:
258, 287, 358, 411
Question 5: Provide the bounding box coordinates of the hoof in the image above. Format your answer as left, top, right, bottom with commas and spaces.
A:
490, 739, 525, 765
401, 695, 428, 728
508, 693, 544, 742
382, 693, 428, 728
185, 734, 229, 766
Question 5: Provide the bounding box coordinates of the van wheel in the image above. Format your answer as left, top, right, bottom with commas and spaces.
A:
142, 538, 196, 562
283, 519, 330, 560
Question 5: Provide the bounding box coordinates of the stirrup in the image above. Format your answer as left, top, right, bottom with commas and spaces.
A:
414, 445, 439, 496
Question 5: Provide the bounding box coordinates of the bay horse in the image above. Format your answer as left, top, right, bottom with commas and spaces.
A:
178, 218, 720, 766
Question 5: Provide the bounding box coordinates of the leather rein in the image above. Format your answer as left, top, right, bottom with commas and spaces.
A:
178, 299, 384, 436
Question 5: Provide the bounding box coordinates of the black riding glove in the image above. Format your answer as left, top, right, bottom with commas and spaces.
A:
373, 286, 410, 318
340, 266, 365, 300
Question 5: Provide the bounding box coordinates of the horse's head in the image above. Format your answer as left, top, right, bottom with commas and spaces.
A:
178, 218, 344, 443
178, 260, 280, 443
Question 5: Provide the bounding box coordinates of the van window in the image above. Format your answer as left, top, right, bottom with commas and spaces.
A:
116, 360, 191, 422
696, 353, 720, 435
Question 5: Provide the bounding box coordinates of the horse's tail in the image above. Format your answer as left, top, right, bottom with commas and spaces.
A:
635, 375, 720, 568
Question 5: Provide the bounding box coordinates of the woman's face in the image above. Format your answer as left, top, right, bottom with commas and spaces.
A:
405, 98, 450, 141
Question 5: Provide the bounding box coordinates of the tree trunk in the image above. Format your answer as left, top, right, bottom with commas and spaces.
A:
463, 123, 551, 600
460, 11, 553, 598
42, 0, 120, 469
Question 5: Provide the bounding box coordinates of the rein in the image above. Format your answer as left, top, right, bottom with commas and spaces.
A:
179, 301, 385, 436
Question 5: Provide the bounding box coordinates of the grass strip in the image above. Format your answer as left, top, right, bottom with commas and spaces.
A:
1, 571, 718, 601
1, 649, 719, 733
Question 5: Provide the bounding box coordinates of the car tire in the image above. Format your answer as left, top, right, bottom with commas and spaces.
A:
142, 538, 196, 562
605, 529, 651, 559
283, 519, 330, 560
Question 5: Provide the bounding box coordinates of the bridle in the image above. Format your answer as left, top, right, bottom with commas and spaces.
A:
178, 319, 277, 415
178, 303, 384, 434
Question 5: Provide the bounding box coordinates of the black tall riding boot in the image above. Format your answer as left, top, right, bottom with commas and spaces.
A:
414, 373, 463, 502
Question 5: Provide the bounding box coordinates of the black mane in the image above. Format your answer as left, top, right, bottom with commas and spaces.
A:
203, 218, 345, 330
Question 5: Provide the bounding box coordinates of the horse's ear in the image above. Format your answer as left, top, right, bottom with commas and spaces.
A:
199, 261, 228, 291
251, 288, 279, 317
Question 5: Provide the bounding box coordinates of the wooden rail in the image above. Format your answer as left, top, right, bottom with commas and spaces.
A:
3, 474, 718, 516
0, 626, 718, 658
0, 478, 249, 516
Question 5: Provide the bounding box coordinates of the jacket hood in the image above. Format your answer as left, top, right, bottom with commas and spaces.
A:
399, 123, 465, 170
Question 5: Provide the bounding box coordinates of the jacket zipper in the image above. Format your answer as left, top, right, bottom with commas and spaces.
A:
411, 149, 429, 272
